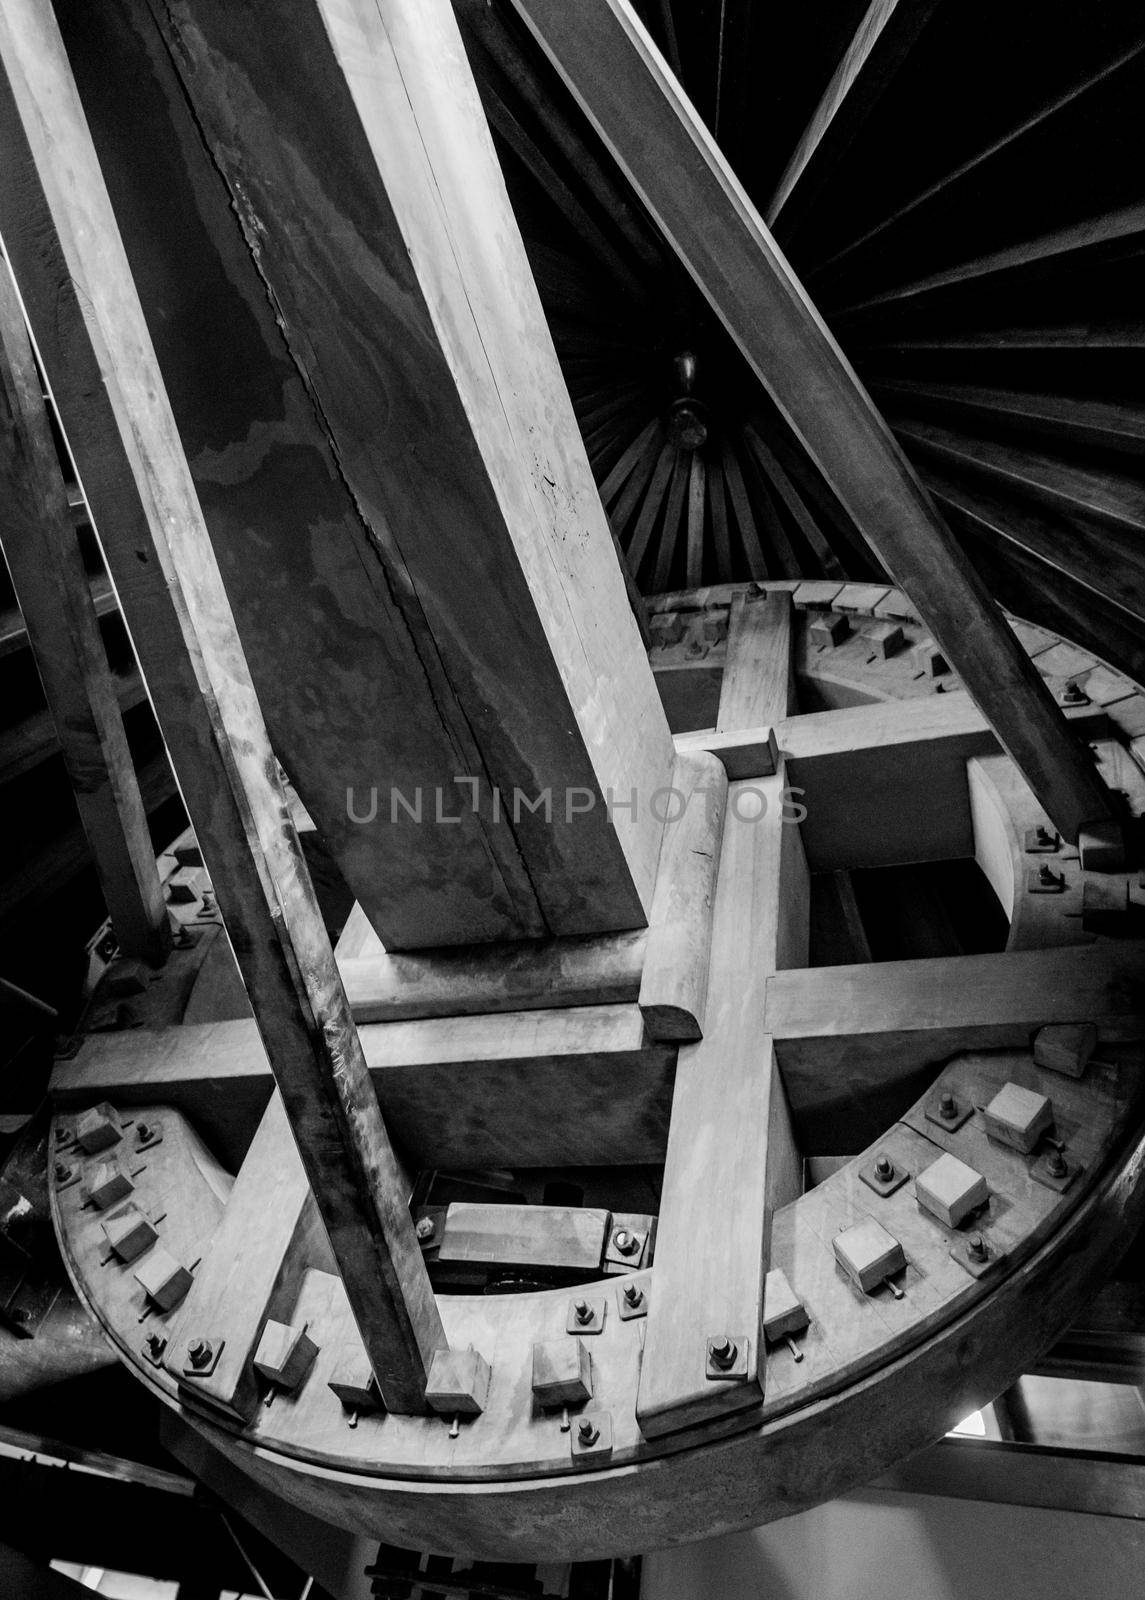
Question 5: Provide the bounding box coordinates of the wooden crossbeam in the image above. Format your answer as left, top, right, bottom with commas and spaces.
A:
636, 592, 805, 1435
0, 266, 168, 964
717, 591, 796, 728
510, 0, 1119, 845
140, 0, 675, 940
0, 0, 444, 1412
766, 0, 943, 238
52, 1007, 677, 1172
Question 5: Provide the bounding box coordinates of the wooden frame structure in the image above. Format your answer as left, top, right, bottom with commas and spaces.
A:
0, 0, 1141, 1568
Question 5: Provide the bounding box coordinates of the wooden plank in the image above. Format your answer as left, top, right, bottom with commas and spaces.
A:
776, 694, 1106, 871
144, 0, 675, 938
0, 0, 444, 1412
765, 0, 942, 237
163, 1094, 327, 1422
0, 266, 168, 964
635, 785, 805, 1436
674, 726, 779, 781
510, 0, 1118, 845
769, 944, 1145, 1151
638, 749, 726, 1041
718, 591, 795, 729
52, 1007, 678, 1171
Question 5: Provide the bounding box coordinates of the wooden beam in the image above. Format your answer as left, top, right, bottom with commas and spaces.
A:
163, 1094, 327, 1422
52, 1007, 678, 1172
636, 587, 805, 1435
141, 0, 675, 939
510, 0, 1118, 844
718, 590, 795, 728
0, 265, 169, 964
766, 0, 942, 237
0, 0, 444, 1411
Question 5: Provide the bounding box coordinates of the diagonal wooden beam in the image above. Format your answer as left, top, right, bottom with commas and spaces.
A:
0, 0, 444, 1411
0, 265, 169, 965
766, 0, 943, 238
509, 0, 1119, 846
139, 0, 675, 940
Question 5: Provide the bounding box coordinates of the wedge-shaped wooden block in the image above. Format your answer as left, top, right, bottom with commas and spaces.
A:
134, 1246, 194, 1311
809, 612, 848, 648
1078, 820, 1126, 874
84, 1160, 133, 1210
253, 1319, 319, 1392
913, 638, 948, 677
833, 1218, 906, 1294
75, 1102, 123, 1155
102, 1204, 157, 1263
1082, 876, 1131, 934
425, 1346, 492, 1417
915, 1153, 989, 1229
327, 1350, 382, 1413
1033, 1022, 1097, 1078
983, 1082, 1053, 1153
531, 1337, 592, 1408
863, 620, 904, 659
762, 1268, 809, 1343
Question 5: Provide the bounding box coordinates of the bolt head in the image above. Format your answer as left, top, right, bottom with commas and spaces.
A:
1047, 1151, 1068, 1178
875, 1154, 894, 1180
415, 1216, 435, 1242
577, 1419, 599, 1446
574, 1298, 593, 1324
614, 1228, 638, 1256
967, 1233, 987, 1261
187, 1338, 213, 1369
708, 1334, 737, 1369
136, 1123, 152, 1142
146, 1333, 166, 1356
54, 1161, 72, 1183
939, 1092, 957, 1117
623, 1282, 643, 1306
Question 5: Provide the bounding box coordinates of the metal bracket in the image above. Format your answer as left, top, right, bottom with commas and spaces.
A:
924, 1090, 974, 1133
859, 1154, 910, 1198
949, 1234, 999, 1279
1031, 1152, 1082, 1193
705, 1334, 750, 1381
616, 1280, 648, 1321
1024, 826, 1060, 854
566, 1296, 605, 1335
570, 1411, 613, 1462
180, 1337, 226, 1378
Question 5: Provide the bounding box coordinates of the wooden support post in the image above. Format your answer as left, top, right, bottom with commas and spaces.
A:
137, 0, 675, 939
636, 601, 804, 1435
163, 1095, 325, 1421
718, 591, 796, 729
510, 0, 1118, 846
0, 265, 168, 964
0, 0, 444, 1411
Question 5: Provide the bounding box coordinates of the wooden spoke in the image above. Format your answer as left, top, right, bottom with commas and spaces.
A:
624, 435, 677, 577
835, 201, 1145, 321
508, 0, 1119, 842
741, 428, 844, 577
720, 439, 770, 581
873, 382, 1145, 460
0, 264, 169, 964
685, 451, 706, 588
813, 38, 1145, 281
651, 448, 689, 594
766, 0, 943, 239
599, 417, 662, 506
706, 455, 734, 580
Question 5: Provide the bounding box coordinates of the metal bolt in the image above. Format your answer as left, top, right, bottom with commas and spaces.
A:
939, 1092, 957, 1119
187, 1338, 213, 1369
577, 1419, 599, 1447
622, 1282, 643, 1307
1035, 825, 1055, 846
1046, 1150, 1068, 1179
613, 1228, 639, 1256
54, 1161, 73, 1183
1062, 681, 1086, 704
573, 1298, 593, 1325
875, 1154, 895, 1181
967, 1234, 987, 1262
415, 1216, 435, 1242
1038, 864, 1059, 886
136, 1122, 152, 1143
146, 1333, 166, 1357
708, 1334, 737, 1370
